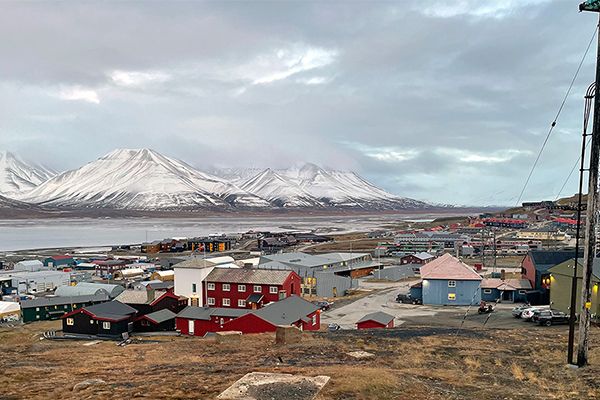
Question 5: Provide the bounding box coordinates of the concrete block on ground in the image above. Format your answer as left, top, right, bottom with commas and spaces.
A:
217, 372, 330, 400
275, 325, 302, 345
216, 331, 242, 343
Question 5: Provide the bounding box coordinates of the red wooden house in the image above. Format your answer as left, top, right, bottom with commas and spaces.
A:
175, 295, 320, 336
356, 311, 394, 330
202, 268, 301, 309
176, 307, 249, 336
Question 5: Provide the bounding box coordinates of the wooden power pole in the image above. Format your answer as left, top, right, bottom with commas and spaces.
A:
578, 3, 600, 367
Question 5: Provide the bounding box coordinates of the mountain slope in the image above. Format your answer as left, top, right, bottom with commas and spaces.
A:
22, 149, 269, 210
0, 151, 55, 198
240, 168, 324, 207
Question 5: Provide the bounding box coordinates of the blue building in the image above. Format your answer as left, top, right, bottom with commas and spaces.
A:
43, 255, 74, 268
419, 253, 482, 305
480, 278, 532, 303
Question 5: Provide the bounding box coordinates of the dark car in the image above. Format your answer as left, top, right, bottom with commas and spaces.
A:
536, 310, 569, 326
315, 301, 332, 311
396, 293, 422, 305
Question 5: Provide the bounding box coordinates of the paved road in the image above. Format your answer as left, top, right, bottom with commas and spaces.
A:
321, 279, 438, 329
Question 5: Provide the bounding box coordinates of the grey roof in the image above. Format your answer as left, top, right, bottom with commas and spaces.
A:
253, 295, 319, 326
142, 309, 176, 324
21, 293, 110, 309
54, 285, 110, 297
83, 300, 138, 320
146, 281, 174, 290
206, 268, 293, 285
176, 306, 249, 320
173, 258, 217, 269
114, 290, 165, 304
69, 282, 125, 298
529, 250, 581, 272
357, 311, 395, 325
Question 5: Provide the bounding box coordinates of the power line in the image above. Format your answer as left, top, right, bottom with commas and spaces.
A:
515, 25, 598, 206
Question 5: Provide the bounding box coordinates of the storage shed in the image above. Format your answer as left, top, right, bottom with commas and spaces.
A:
55, 282, 124, 299
356, 311, 395, 329
134, 309, 176, 332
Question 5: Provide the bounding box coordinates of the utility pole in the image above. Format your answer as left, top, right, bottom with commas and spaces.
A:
567, 82, 594, 365
577, 1, 600, 367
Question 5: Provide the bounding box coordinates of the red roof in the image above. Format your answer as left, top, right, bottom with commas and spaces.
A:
553, 218, 577, 225
483, 218, 527, 224
50, 255, 72, 260
420, 253, 482, 281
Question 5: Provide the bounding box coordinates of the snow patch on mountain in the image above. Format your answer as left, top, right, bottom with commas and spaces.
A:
0, 151, 56, 199
22, 149, 270, 210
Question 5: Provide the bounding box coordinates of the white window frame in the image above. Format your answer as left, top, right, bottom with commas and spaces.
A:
207, 297, 215, 305
207, 282, 215, 291
222, 283, 230, 292
253, 285, 262, 293
66, 318, 74, 326
483, 289, 492, 294
238, 299, 246, 307
102, 321, 111, 330
269, 286, 278, 294
448, 280, 457, 288
238, 284, 246, 292
222, 298, 230, 307
312, 315, 317, 326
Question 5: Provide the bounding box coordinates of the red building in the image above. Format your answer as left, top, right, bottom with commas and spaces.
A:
400, 252, 434, 265
176, 307, 249, 336
202, 268, 301, 309
93, 259, 129, 277
356, 311, 395, 330
175, 295, 320, 336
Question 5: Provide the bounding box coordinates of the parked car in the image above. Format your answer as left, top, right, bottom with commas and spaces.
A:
315, 301, 332, 311
521, 306, 549, 321
396, 293, 422, 305
327, 323, 341, 332
536, 310, 569, 326
511, 304, 531, 318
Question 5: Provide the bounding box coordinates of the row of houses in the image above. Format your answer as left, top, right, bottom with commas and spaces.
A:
141, 237, 234, 254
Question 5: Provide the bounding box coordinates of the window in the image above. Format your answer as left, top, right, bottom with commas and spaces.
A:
90, 320, 94, 324
66, 318, 74, 326
207, 297, 215, 305
238, 299, 246, 307
238, 284, 246, 292
254, 285, 262, 293
448, 293, 456, 301
519, 290, 526, 294
64, 305, 68, 309
448, 280, 457, 288
102, 321, 111, 330
219, 318, 224, 325
192, 283, 197, 293
223, 298, 230, 307
36, 307, 40, 312
269, 286, 278, 294
207, 283, 215, 291
223, 283, 230, 292
312, 315, 317, 326
483, 289, 492, 294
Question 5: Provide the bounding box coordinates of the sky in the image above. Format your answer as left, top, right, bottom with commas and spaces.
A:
0, 0, 598, 206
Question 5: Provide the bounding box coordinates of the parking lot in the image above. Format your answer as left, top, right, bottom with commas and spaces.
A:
321, 279, 569, 331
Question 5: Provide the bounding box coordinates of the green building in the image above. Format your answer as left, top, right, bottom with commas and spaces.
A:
20, 293, 110, 323
548, 259, 600, 316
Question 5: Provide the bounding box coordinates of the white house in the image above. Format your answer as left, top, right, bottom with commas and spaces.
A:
173, 258, 218, 306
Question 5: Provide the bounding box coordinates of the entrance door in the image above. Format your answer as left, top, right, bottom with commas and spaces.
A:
188, 320, 195, 335
502, 290, 512, 302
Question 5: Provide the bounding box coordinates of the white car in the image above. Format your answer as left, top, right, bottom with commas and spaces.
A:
521, 306, 550, 321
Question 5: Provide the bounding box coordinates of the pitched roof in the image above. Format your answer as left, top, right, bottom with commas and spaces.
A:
420, 253, 482, 281
528, 250, 581, 271
114, 290, 166, 304
54, 285, 110, 297
480, 278, 532, 290
172, 258, 217, 269
141, 309, 176, 324
206, 268, 294, 285
82, 300, 137, 320
357, 311, 395, 325
21, 293, 110, 308
176, 306, 249, 320
253, 295, 318, 326
413, 252, 435, 261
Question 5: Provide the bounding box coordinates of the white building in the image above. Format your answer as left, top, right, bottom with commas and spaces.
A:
13, 260, 44, 272
173, 258, 217, 306
9, 271, 70, 295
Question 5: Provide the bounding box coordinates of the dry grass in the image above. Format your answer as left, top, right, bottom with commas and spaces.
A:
1, 322, 600, 399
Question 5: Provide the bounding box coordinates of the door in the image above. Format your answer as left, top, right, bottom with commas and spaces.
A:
188, 320, 195, 335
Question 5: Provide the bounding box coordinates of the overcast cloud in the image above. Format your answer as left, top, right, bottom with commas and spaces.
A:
0, 1, 596, 205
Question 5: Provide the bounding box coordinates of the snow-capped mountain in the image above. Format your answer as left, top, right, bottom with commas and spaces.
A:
0, 151, 55, 198
240, 168, 324, 207
22, 149, 270, 210
238, 163, 428, 209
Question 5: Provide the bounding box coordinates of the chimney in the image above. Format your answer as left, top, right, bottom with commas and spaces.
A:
147, 287, 156, 301
500, 269, 506, 281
